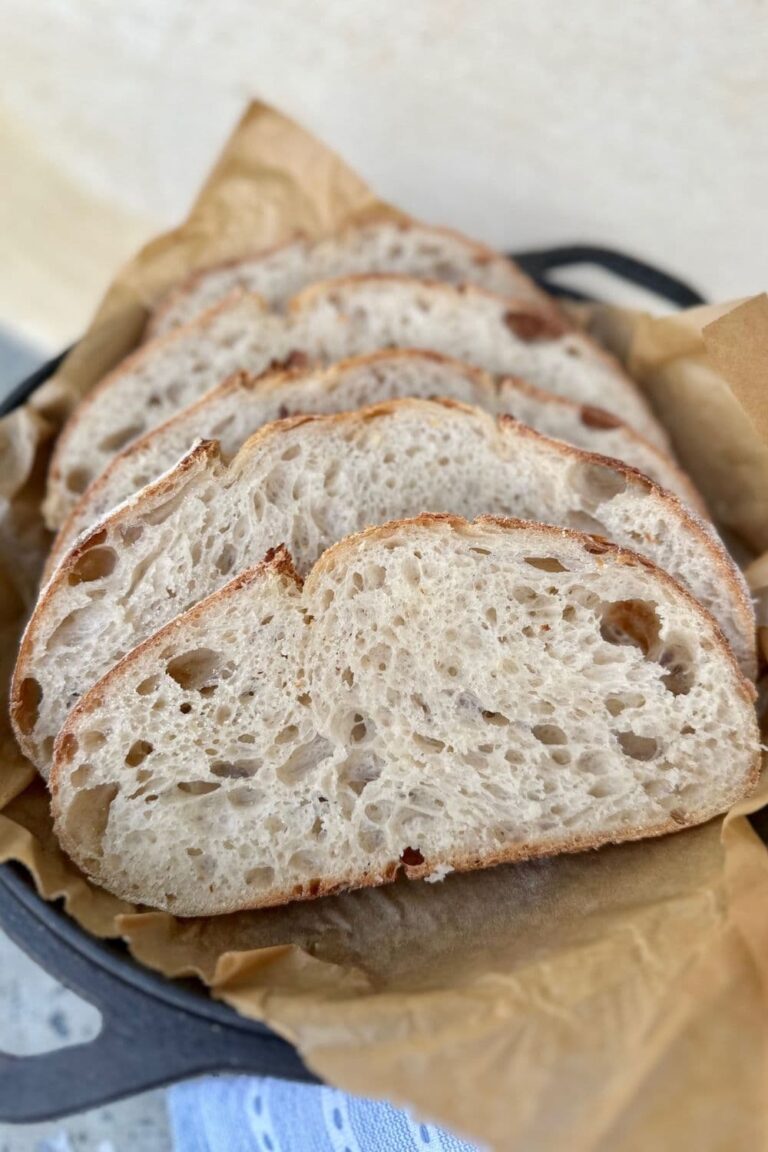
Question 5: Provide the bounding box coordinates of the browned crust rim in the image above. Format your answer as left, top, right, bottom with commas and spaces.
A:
45, 290, 269, 519
49, 513, 760, 917
48, 347, 704, 581
145, 221, 557, 341
46, 273, 659, 528
18, 399, 756, 767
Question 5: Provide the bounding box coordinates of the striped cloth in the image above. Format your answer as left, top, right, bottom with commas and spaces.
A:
168, 1076, 483, 1152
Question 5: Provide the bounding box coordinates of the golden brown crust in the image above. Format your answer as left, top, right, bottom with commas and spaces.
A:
46, 270, 652, 530
48, 543, 302, 803
45, 348, 705, 582
11, 440, 224, 763
26, 399, 756, 764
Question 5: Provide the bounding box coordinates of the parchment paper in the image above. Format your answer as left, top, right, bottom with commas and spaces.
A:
1, 102, 767, 1151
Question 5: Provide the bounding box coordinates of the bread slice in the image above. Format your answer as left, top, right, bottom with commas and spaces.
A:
15, 399, 755, 777
50, 515, 759, 917
146, 221, 558, 339
44, 278, 667, 529
47, 350, 706, 573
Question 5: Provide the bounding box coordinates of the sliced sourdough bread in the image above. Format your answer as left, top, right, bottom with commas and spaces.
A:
45, 277, 667, 529
50, 515, 760, 916
47, 350, 705, 572
146, 221, 558, 339
15, 399, 755, 777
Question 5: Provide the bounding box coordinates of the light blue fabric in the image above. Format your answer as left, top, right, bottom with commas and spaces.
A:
168, 1076, 484, 1152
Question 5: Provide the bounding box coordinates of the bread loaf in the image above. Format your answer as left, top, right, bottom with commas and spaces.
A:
147, 221, 558, 338
45, 278, 667, 529
15, 399, 754, 777
47, 350, 705, 572
50, 515, 759, 916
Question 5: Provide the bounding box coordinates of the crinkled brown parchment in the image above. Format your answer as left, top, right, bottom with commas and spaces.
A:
1, 102, 767, 1152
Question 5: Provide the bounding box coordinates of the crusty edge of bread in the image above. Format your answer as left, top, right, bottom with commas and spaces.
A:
43, 289, 270, 528
45, 273, 657, 529
145, 220, 558, 340
44, 346, 707, 582
48, 514, 760, 916
17, 398, 756, 766
11, 439, 224, 765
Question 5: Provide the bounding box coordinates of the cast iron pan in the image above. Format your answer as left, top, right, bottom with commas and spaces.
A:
0, 246, 706, 1123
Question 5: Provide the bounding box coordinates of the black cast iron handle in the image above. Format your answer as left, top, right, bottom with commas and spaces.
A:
512, 244, 706, 307
0, 868, 315, 1123
0, 245, 705, 423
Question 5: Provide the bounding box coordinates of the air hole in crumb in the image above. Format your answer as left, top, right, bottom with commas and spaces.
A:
70, 763, 93, 787
125, 739, 153, 767
136, 674, 161, 696
186, 847, 203, 857
341, 667, 354, 687
350, 714, 369, 743
98, 423, 144, 453
400, 847, 424, 867
275, 733, 330, 784
67, 546, 118, 585
414, 733, 446, 753
483, 710, 509, 727
600, 600, 661, 656
337, 752, 383, 796
62, 784, 118, 867
658, 645, 695, 696
210, 759, 260, 779
228, 786, 259, 806
580, 405, 622, 430
166, 648, 221, 691
571, 461, 627, 505
524, 557, 567, 572
289, 849, 321, 873
214, 543, 236, 576
533, 724, 567, 745
120, 522, 144, 546
617, 731, 659, 761
179, 702, 192, 715
588, 780, 621, 798
245, 866, 275, 887
15, 677, 42, 735
65, 467, 93, 495
177, 780, 221, 795
275, 724, 299, 745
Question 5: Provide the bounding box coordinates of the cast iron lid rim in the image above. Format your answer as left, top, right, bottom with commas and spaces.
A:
0, 861, 269, 1034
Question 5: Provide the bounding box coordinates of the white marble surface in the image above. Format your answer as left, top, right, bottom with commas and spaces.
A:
0, 930, 172, 1152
